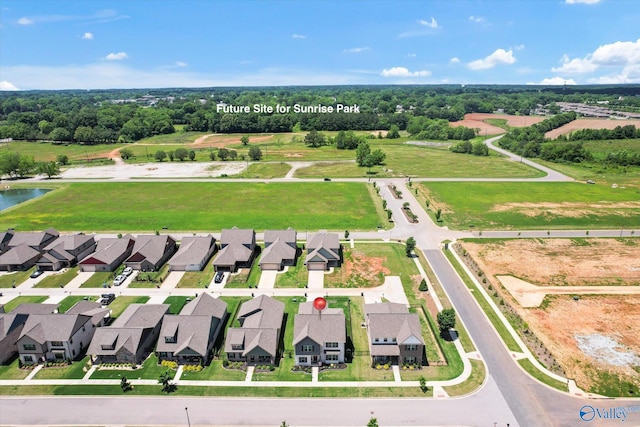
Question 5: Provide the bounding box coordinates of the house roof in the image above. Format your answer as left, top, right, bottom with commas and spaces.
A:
111, 304, 169, 329
306, 232, 340, 252
293, 303, 345, 346
11, 303, 59, 315
220, 227, 255, 246
155, 315, 212, 357
44, 234, 94, 252
179, 293, 227, 319
80, 236, 134, 266
213, 242, 253, 266
367, 313, 424, 346
87, 327, 144, 357
126, 235, 176, 266
364, 302, 409, 316
237, 295, 284, 330
264, 229, 296, 246
66, 301, 110, 326
260, 238, 296, 265
19, 313, 91, 344
224, 328, 279, 357
7, 228, 59, 249
0, 313, 28, 340
169, 235, 215, 267
0, 244, 41, 265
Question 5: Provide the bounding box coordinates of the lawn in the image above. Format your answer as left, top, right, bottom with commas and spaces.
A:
443, 359, 486, 396
252, 356, 311, 382
518, 358, 569, 392
420, 181, 640, 230
79, 272, 113, 288
90, 354, 165, 380
108, 296, 150, 318
33, 267, 79, 288
57, 295, 96, 313
225, 263, 261, 288
0, 268, 35, 288
163, 296, 189, 314
274, 255, 308, 288
179, 359, 246, 381
0, 358, 31, 380
239, 162, 292, 178
0, 182, 381, 232
2, 295, 49, 312
33, 357, 90, 379
3, 141, 121, 163
176, 259, 215, 288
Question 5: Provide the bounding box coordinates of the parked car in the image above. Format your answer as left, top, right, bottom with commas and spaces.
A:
29, 269, 44, 279
113, 274, 126, 286
122, 267, 133, 277
99, 293, 115, 305
214, 271, 225, 283
586, 180, 596, 184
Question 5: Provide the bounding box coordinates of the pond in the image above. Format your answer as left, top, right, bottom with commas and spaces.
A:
0, 188, 51, 211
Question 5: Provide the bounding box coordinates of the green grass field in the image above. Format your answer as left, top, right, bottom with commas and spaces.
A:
136, 132, 209, 145
2, 295, 49, 312
163, 296, 189, 314
33, 357, 90, 380
108, 296, 150, 318
421, 181, 640, 230
90, 354, 165, 380
239, 162, 292, 178
33, 267, 78, 288
3, 141, 121, 162
80, 272, 114, 288
0, 268, 35, 288
57, 295, 96, 313
0, 182, 382, 232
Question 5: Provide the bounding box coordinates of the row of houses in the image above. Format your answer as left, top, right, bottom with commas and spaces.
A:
0, 296, 425, 368
0, 228, 342, 276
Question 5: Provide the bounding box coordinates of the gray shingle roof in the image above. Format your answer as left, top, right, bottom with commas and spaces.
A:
260, 238, 296, 265
306, 232, 340, 252
179, 293, 227, 319
0, 244, 41, 265
168, 235, 216, 267
293, 302, 345, 346
237, 295, 284, 330
80, 236, 134, 266
19, 314, 91, 343
264, 229, 296, 246
220, 227, 255, 246
44, 234, 94, 252
224, 328, 279, 357
126, 235, 176, 265
66, 301, 110, 326
11, 303, 59, 315
111, 304, 169, 328
7, 228, 59, 249
87, 327, 144, 357
155, 315, 212, 357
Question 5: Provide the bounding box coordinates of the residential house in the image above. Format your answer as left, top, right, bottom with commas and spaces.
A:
364, 302, 425, 366
224, 295, 284, 365
66, 301, 111, 328
213, 227, 257, 272
293, 302, 346, 366
0, 227, 60, 271
156, 293, 228, 365
0, 229, 15, 252
0, 244, 42, 272
16, 313, 98, 364
124, 235, 177, 271
168, 235, 217, 271
78, 235, 135, 272
6, 228, 59, 251
259, 229, 298, 271
87, 304, 169, 364
11, 303, 59, 315
36, 234, 96, 271
0, 312, 29, 364
304, 232, 342, 271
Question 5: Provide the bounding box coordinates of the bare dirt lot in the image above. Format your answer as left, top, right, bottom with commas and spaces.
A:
460, 238, 640, 394
450, 113, 545, 136
545, 118, 640, 139
325, 249, 390, 288
192, 134, 275, 147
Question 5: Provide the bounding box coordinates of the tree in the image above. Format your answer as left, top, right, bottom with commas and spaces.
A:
419, 376, 428, 393
218, 148, 229, 161
154, 150, 167, 162
367, 417, 379, 427
209, 151, 216, 161
158, 370, 175, 393
241, 135, 250, 146
419, 278, 428, 291
248, 146, 263, 161
435, 209, 442, 222
56, 154, 69, 166
167, 150, 174, 161
304, 129, 326, 147
120, 148, 134, 160
472, 141, 489, 156
37, 161, 60, 178
120, 376, 132, 392
405, 236, 416, 257
174, 148, 188, 161
17, 155, 36, 178
188, 150, 196, 161
437, 308, 456, 336
387, 124, 400, 139
229, 149, 238, 160
356, 141, 371, 166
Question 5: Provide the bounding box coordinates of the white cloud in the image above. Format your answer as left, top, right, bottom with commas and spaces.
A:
469, 16, 484, 23
552, 39, 640, 76
292, 33, 306, 39
17, 17, 33, 25
14, 10, 128, 26
0, 81, 19, 91
418, 17, 440, 29
175, 61, 188, 68
565, 0, 600, 4
105, 52, 128, 61
535, 77, 577, 85
588, 64, 640, 84
552, 55, 598, 73
514, 44, 525, 51
468, 48, 516, 70
81, 32, 94, 40
407, 53, 416, 58
450, 57, 460, 64
380, 66, 431, 77
343, 47, 370, 54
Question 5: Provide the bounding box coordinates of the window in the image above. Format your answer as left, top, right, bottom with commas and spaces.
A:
405, 344, 418, 351
51, 341, 63, 347
374, 338, 379, 343
404, 356, 416, 364
165, 336, 176, 343
326, 354, 339, 362
325, 342, 339, 348
301, 344, 314, 352
298, 357, 308, 364
23, 355, 33, 362
54, 352, 64, 360
392, 338, 397, 343
23, 344, 36, 351
383, 338, 388, 343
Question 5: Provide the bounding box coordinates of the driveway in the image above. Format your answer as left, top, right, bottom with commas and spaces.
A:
257, 270, 278, 289
307, 270, 325, 289
160, 271, 185, 289
64, 271, 96, 289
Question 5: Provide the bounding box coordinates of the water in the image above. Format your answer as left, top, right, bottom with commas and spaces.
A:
0, 188, 51, 211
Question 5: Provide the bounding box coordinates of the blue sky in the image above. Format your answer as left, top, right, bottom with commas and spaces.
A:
0, 0, 638, 90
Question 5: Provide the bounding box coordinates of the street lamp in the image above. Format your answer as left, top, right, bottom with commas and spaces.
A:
185, 407, 191, 427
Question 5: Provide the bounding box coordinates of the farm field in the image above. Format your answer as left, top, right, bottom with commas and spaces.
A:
2, 140, 120, 163
0, 182, 383, 232
461, 113, 545, 128
419, 181, 640, 230
459, 238, 640, 396
545, 118, 640, 139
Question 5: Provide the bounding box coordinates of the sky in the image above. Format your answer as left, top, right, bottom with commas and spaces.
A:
0, 0, 639, 90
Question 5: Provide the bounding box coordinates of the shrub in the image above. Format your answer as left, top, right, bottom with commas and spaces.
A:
419, 278, 428, 291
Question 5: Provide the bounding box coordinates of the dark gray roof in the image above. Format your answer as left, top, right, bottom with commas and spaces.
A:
220, 227, 255, 246
367, 313, 424, 346
179, 293, 227, 319
19, 314, 91, 344
80, 236, 134, 265
111, 304, 169, 329
126, 235, 176, 265
87, 327, 144, 357
155, 315, 212, 357
264, 229, 296, 246
237, 295, 284, 329
224, 327, 279, 357
169, 235, 215, 267
213, 242, 252, 266
364, 302, 409, 316
293, 302, 345, 346
44, 234, 94, 252
66, 301, 110, 326
260, 238, 296, 265
306, 232, 340, 251
8, 228, 59, 249
11, 303, 59, 315
0, 244, 41, 265
0, 313, 28, 340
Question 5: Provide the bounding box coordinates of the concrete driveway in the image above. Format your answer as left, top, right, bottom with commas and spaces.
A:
160, 271, 185, 289
307, 270, 325, 289
258, 270, 278, 289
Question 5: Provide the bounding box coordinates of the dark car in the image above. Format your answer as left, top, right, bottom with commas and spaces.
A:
99, 293, 116, 306
30, 270, 44, 279
214, 271, 225, 283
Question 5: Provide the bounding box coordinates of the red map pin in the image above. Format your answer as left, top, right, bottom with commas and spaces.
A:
313, 296, 327, 311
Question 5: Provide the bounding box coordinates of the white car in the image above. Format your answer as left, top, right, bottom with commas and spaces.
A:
113, 274, 126, 286
122, 267, 133, 277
